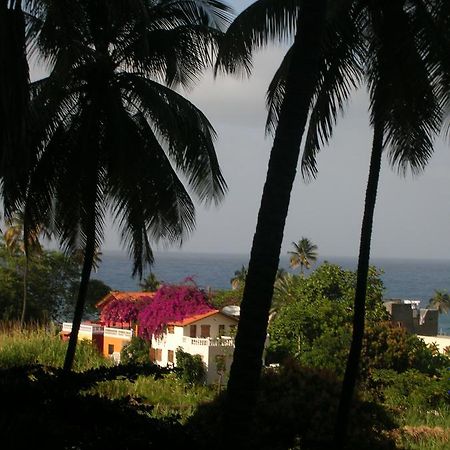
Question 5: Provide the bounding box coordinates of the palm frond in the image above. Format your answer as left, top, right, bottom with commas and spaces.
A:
120, 73, 227, 205
105, 110, 196, 277
366, 1, 443, 175
215, 0, 300, 76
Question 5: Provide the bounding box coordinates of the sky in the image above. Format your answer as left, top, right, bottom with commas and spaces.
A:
30, 0, 450, 260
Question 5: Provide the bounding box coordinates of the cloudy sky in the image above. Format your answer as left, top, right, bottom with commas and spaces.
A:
31, 0, 450, 260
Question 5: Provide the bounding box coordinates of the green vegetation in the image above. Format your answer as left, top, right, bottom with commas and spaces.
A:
0, 323, 109, 371
0, 239, 111, 322
89, 373, 214, 422
1, 261, 450, 449
175, 347, 207, 385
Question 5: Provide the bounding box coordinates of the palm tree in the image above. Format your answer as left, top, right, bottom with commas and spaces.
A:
25, 0, 232, 372
429, 290, 450, 314
3, 210, 51, 325
0, 0, 31, 216
214, 0, 362, 440
333, 3, 448, 445
288, 237, 318, 274
252, 2, 449, 446
139, 272, 160, 292
230, 265, 247, 290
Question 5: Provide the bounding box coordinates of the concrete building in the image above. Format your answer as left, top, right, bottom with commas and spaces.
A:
150, 309, 238, 384
384, 299, 438, 336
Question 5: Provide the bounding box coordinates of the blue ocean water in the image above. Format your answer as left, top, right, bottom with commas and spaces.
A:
94, 251, 450, 333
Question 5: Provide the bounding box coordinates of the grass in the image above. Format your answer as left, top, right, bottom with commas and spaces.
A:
1, 323, 449, 449
0, 321, 110, 371
87, 372, 215, 421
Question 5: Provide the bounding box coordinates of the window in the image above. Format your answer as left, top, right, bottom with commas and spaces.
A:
108, 344, 115, 355
150, 347, 156, 362
167, 325, 174, 334
200, 325, 211, 338
168, 350, 174, 363
218, 324, 225, 336
156, 348, 162, 361
190, 324, 197, 338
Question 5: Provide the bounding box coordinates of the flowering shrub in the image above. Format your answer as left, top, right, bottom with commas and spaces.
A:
138, 281, 214, 340
100, 296, 152, 326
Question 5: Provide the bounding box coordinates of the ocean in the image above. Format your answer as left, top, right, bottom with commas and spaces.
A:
94, 251, 450, 334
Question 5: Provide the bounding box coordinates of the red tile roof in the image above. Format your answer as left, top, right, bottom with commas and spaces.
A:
168, 309, 238, 326
96, 291, 155, 309
168, 310, 219, 326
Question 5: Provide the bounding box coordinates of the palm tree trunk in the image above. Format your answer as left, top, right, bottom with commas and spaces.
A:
334, 113, 385, 449
223, 0, 328, 443
20, 254, 28, 327
63, 203, 97, 373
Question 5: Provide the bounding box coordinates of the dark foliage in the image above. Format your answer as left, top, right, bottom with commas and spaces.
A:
0, 363, 187, 450
188, 360, 396, 450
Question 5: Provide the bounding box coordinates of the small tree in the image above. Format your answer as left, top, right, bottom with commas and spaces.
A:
175, 347, 206, 385
428, 290, 450, 314
288, 238, 318, 275
230, 265, 248, 290
139, 272, 160, 292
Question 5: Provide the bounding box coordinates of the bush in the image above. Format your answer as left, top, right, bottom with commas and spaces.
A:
121, 337, 152, 365
175, 347, 206, 385
188, 360, 396, 450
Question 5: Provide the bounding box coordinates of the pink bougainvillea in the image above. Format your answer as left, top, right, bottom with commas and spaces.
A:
100, 297, 152, 326
137, 281, 215, 340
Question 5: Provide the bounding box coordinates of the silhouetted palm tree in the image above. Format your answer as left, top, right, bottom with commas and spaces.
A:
429, 290, 450, 314
25, 0, 232, 372
0, 0, 32, 216
288, 237, 318, 274
259, 2, 450, 446
215, 0, 363, 441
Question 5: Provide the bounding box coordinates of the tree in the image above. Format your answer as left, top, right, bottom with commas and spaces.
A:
3, 210, 51, 325
258, 2, 450, 446
215, 0, 352, 439
230, 265, 247, 290
288, 237, 318, 274
24, 0, 232, 372
139, 272, 160, 292
0, 243, 87, 322
333, 3, 449, 445
428, 290, 450, 314
0, 0, 31, 216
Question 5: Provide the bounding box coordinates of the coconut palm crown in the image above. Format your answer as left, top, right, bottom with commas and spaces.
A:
288, 237, 318, 274
24, 0, 232, 371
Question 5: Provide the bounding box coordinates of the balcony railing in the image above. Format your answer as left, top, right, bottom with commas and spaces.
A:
182, 336, 234, 347
62, 323, 103, 334
104, 327, 133, 339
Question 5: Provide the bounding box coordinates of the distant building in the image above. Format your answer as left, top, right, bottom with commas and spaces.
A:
61, 291, 248, 383
384, 298, 438, 336
150, 309, 238, 385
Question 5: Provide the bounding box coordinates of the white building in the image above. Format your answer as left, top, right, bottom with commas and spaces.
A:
150, 309, 239, 384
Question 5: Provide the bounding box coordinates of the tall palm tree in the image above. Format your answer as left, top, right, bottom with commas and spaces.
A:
214, 0, 364, 440
333, 3, 448, 445
288, 237, 318, 274
4, 210, 51, 325
255, 2, 449, 446
25, 0, 232, 372
0, 0, 32, 217
429, 290, 450, 314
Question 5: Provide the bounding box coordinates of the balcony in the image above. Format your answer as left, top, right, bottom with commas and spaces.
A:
182, 336, 234, 347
